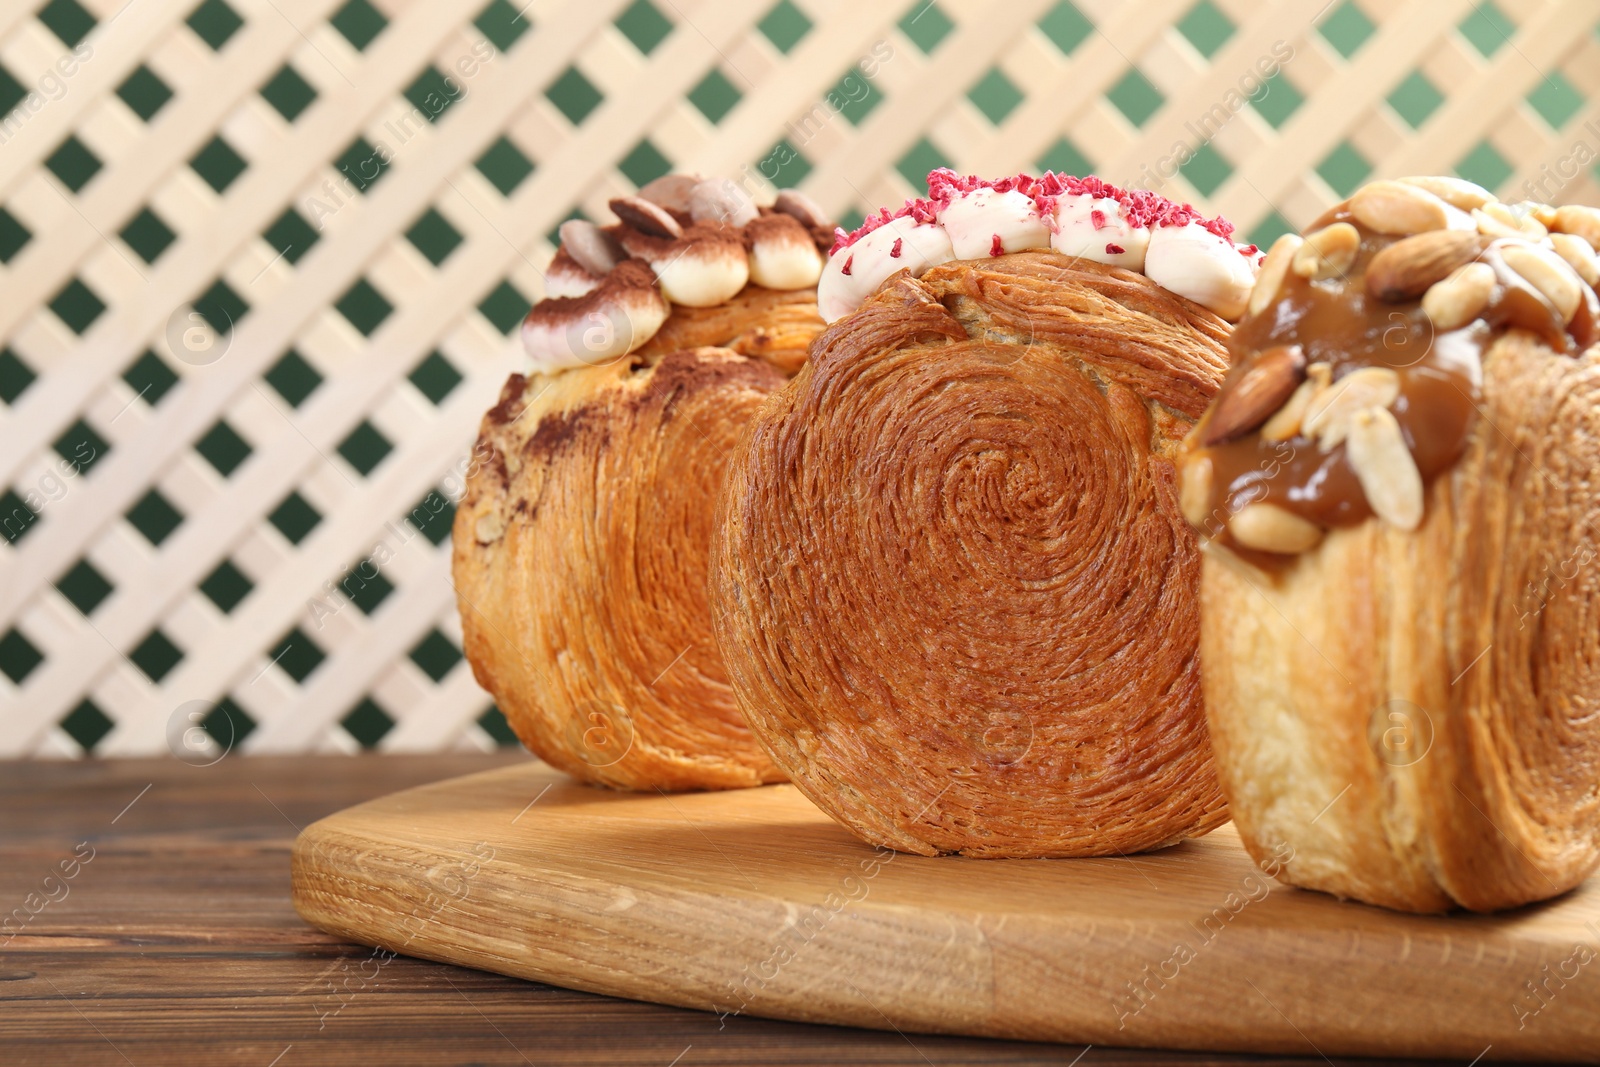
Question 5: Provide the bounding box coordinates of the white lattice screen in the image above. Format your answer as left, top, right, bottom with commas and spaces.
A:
1, 0, 1597, 759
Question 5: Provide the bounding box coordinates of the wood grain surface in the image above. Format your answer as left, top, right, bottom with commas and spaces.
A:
291, 761, 1600, 1062
4, 753, 1523, 1067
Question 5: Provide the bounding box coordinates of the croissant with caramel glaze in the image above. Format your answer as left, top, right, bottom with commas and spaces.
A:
712, 251, 1236, 856
1182, 179, 1600, 911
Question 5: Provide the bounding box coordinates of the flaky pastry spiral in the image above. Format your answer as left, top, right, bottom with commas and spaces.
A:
453, 347, 788, 790
711, 251, 1233, 856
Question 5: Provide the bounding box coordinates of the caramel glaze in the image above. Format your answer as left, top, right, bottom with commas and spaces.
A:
1187, 205, 1598, 557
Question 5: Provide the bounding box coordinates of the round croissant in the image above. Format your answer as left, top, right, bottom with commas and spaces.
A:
1185, 183, 1600, 912
1203, 331, 1600, 913
453, 347, 788, 790
712, 251, 1234, 856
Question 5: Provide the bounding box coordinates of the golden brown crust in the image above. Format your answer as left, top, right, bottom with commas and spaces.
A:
636, 283, 824, 376
452, 348, 789, 791
711, 250, 1232, 857
1202, 331, 1600, 911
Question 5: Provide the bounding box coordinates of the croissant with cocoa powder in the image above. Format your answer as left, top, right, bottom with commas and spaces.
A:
452, 175, 832, 790
1180, 178, 1600, 912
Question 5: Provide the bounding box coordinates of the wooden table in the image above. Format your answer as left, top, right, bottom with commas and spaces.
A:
0, 755, 1548, 1066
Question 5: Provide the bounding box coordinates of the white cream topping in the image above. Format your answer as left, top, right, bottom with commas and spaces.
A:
545, 260, 601, 299
522, 289, 670, 375
645, 246, 750, 307
1050, 194, 1150, 271
749, 234, 824, 291
817, 216, 955, 323
1143, 222, 1259, 320
938, 187, 1052, 260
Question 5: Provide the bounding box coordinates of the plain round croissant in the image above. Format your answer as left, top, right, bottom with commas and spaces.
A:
1202, 330, 1600, 913
711, 251, 1234, 856
453, 346, 789, 790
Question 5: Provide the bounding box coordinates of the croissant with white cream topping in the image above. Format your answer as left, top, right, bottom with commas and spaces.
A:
712, 171, 1253, 856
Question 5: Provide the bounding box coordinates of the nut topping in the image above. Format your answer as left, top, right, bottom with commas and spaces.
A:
1179, 177, 1594, 561
1553, 205, 1600, 250
1200, 345, 1307, 445
1421, 262, 1496, 331
1551, 233, 1600, 287
1249, 233, 1302, 316
1501, 243, 1582, 324
1230, 503, 1324, 554
1365, 230, 1482, 301
1302, 366, 1401, 452
1475, 201, 1546, 241
1260, 361, 1331, 442
1292, 223, 1360, 280
1349, 180, 1450, 235
1397, 176, 1493, 211
1346, 407, 1423, 531
1180, 454, 1213, 529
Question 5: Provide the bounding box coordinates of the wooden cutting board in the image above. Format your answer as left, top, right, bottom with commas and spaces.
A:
290, 761, 1600, 1061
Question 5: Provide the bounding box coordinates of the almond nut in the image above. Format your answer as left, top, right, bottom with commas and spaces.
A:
1349, 181, 1450, 235
1292, 223, 1360, 280
1229, 503, 1324, 554
1347, 406, 1423, 531
1553, 205, 1600, 250
1179, 453, 1214, 529
1200, 345, 1308, 445
610, 195, 684, 239
558, 219, 625, 277
1501, 243, 1582, 324
1551, 232, 1600, 287
1364, 229, 1482, 301
1303, 366, 1401, 451
1421, 261, 1495, 330
1397, 176, 1493, 211
1250, 233, 1303, 315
